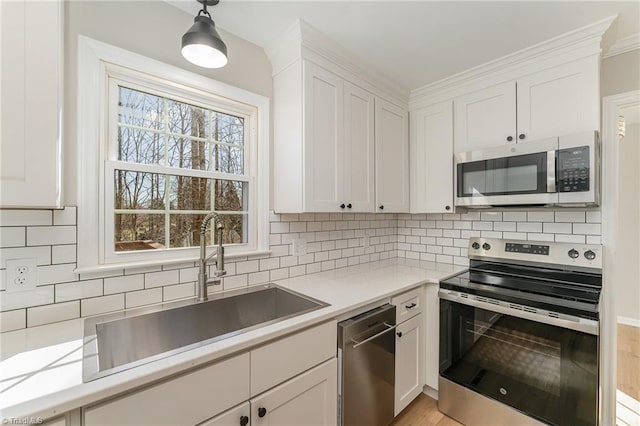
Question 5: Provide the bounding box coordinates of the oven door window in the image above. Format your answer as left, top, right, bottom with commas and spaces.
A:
457, 152, 549, 197
440, 300, 598, 426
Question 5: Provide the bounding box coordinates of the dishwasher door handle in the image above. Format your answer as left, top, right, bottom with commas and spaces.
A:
351, 322, 396, 349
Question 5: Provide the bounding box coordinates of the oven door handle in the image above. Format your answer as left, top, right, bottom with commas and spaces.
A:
438, 290, 598, 335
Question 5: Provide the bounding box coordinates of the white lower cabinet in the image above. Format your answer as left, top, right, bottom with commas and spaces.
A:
394, 313, 424, 416
251, 358, 337, 426
199, 402, 251, 426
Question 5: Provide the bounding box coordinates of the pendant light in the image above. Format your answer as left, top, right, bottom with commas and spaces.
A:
181, 0, 228, 69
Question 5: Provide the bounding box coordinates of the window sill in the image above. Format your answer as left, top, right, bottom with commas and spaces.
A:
74, 249, 272, 275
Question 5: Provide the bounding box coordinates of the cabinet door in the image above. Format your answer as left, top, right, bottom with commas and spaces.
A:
251, 358, 337, 426
395, 313, 424, 416
0, 0, 62, 208
200, 402, 250, 426
410, 100, 454, 213
453, 81, 516, 152
303, 61, 344, 212
516, 57, 600, 142
375, 98, 409, 213
343, 81, 375, 212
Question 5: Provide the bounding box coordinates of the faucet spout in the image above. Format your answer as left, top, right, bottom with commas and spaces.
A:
197, 212, 226, 302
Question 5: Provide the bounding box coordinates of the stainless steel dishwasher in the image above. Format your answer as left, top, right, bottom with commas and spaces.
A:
338, 304, 396, 426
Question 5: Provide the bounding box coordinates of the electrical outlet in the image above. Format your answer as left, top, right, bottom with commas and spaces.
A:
6, 258, 37, 293
291, 239, 307, 256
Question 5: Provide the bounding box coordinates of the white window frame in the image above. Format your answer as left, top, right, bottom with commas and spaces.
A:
76, 36, 270, 272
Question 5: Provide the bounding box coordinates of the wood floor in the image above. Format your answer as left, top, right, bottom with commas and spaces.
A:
391, 394, 462, 426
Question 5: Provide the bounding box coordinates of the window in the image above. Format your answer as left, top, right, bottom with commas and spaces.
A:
77, 37, 269, 271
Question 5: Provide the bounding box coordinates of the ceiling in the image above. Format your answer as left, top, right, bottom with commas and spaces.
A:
168, 1, 640, 92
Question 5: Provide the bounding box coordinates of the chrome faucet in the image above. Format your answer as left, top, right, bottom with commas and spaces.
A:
197, 212, 227, 302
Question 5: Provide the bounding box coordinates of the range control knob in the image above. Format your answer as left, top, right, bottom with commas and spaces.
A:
472, 242, 480, 250
482, 243, 491, 251
568, 249, 580, 259
584, 250, 597, 260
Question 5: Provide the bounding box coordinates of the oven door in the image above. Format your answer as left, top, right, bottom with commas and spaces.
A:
439, 295, 598, 426
455, 138, 558, 207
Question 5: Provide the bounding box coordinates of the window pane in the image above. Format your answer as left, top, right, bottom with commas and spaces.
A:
169, 214, 213, 248
212, 112, 244, 146
115, 214, 165, 251
114, 170, 165, 210
118, 87, 163, 130
118, 127, 164, 165
216, 214, 248, 244
212, 145, 244, 174
167, 136, 208, 170
167, 99, 208, 138
214, 180, 248, 212
169, 175, 211, 211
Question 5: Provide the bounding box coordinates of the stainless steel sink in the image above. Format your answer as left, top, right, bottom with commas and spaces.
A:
82, 284, 329, 382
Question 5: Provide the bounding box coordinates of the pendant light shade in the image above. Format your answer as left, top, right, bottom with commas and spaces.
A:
182, 0, 228, 69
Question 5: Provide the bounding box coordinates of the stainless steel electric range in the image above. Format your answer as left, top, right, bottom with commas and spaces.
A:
439, 237, 602, 426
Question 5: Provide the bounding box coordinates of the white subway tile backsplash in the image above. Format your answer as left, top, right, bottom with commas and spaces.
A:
555, 211, 586, 223
503, 232, 527, 240
145, 270, 179, 288
104, 274, 144, 295
0, 210, 51, 226
0, 246, 51, 268
517, 222, 542, 233
472, 222, 493, 231
126, 288, 163, 308
0, 227, 25, 248
481, 212, 503, 221
81, 294, 125, 316
27, 226, 76, 246
502, 212, 527, 222
527, 212, 554, 222
543, 223, 572, 234
573, 223, 601, 235
236, 259, 259, 274
52, 245, 76, 264
38, 264, 78, 286
27, 301, 79, 327
555, 234, 586, 244
55, 279, 103, 302
586, 235, 602, 244
163, 282, 195, 301
53, 207, 77, 226
0, 286, 54, 311
586, 211, 601, 223
527, 233, 554, 242
493, 222, 517, 232
0, 309, 26, 332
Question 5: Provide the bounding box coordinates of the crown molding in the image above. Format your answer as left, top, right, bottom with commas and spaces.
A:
410, 15, 616, 110
265, 19, 409, 107
603, 33, 640, 59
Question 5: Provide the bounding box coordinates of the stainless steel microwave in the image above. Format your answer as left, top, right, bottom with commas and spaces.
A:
454, 131, 600, 208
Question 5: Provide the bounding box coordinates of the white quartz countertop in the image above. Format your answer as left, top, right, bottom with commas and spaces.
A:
0, 259, 464, 420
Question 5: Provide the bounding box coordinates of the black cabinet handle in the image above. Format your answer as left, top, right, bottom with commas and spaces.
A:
405, 302, 417, 309
507, 136, 513, 141
519, 134, 526, 140
379, 205, 384, 210
397, 331, 403, 338
258, 407, 267, 418
340, 204, 345, 209
347, 203, 352, 209
445, 205, 451, 211
240, 416, 249, 426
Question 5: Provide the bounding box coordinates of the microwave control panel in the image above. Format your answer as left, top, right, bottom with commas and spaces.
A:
557, 146, 590, 192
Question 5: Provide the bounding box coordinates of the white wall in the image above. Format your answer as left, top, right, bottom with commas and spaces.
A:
62, 0, 273, 206
601, 50, 640, 97
616, 121, 640, 322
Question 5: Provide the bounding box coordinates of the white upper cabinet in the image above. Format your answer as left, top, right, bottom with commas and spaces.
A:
343, 81, 376, 212
0, 0, 62, 208
303, 61, 345, 212
410, 100, 454, 213
516, 57, 600, 142
453, 81, 516, 152
375, 98, 410, 213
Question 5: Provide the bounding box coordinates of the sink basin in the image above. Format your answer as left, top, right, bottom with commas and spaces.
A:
82, 284, 328, 382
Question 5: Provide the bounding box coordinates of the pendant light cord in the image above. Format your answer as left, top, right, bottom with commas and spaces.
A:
197, 3, 212, 18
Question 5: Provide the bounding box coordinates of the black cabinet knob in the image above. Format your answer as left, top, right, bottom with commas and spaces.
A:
397, 331, 403, 338
347, 203, 352, 209
240, 416, 249, 426
258, 407, 267, 418
507, 136, 513, 142
405, 302, 417, 309
340, 204, 345, 209
379, 205, 384, 210
445, 205, 451, 211
519, 134, 526, 140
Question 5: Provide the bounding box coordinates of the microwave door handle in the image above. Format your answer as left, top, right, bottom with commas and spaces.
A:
547, 150, 556, 193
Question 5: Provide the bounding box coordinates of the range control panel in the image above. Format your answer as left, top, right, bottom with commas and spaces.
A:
557, 146, 590, 193
505, 243, 549, 255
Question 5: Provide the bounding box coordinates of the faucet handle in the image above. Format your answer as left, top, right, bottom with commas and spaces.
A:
206, 278, 222, 286
213, 270, 227, 278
